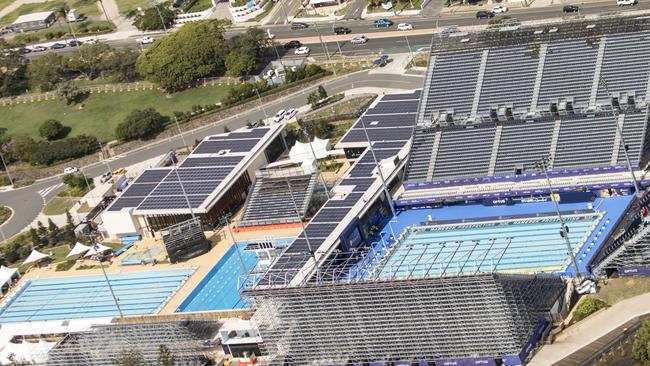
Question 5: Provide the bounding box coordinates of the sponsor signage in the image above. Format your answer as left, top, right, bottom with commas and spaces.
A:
619, 265, 650, 276
518, 318, 549, 362
434, 357, 496, 366
501, 355, 522, 366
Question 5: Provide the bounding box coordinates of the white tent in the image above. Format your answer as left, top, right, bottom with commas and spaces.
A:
289, 137, 331, 164
0, 266, 19, 288
66, 242, 91, 258
22, 250, 49, 266
0, 340, 56, 364
84, 243, 112, 258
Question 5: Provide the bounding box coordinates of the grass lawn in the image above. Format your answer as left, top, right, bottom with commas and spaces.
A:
0, 206, 11, 225
0, 84, 231, 142
254, 1, 274, 22
0, 0, 12, 13
43, 197, 76, 215
114, 0, 149, 14
186, 0, 213, 12
0, 0, 100, 26
308, 96, 373, 120
588, 276, 650, 305
367, 0, 423, 12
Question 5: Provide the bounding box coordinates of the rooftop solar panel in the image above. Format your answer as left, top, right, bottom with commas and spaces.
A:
311, 207, 353, 223
121, 183, 158, 197
163, 167, 232, 182
193, 139, 259, 154
150, 181, 221, 196
356, 115, 417, 128
366, 101, 419, 115
134, 169, 171, 183
380, 90, 421, 101
107, 197, 147, 211
373, 141, 409, 150
180, 156, 244, 168
207, 128, 270, 140
137, 195, 208, 210
341, 128, 413, 143
325, 193, 365, 207
303, 223, 339, 238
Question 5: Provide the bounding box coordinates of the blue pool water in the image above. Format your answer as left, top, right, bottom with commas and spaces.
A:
0, 269, 192, 323
177, 243, 257, 312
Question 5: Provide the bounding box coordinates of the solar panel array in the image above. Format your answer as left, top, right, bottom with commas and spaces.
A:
406, 30, 650, 184
419, 31, 650, 123
264, 92, 418, 282
239, 172, 319, 227
405, 110, 649, 182
107, 128, 274, 213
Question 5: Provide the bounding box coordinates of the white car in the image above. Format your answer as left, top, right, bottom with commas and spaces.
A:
284, 108, 297, 120
273, 109, 286, 123
63, 167, 79, 175
491, 5, 508, 13
31, 45, 48, 52
397, 23, 413, 31
351, 35, 368, 44
85, 37, 99, 44
137, 36, 155, 45
294, 46, 310, 55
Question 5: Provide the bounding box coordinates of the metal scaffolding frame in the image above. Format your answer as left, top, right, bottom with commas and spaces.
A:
46, 320, 220, 366
244, 273, 565, 366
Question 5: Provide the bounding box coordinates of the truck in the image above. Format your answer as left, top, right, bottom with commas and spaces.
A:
66, 9, 86, 22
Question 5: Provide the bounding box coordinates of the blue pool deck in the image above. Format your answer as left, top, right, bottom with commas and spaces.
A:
176, 237, 294, 313
362, 195, 633, 278
0, 269, 192, 323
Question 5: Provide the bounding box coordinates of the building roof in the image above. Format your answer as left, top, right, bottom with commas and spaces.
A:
106, 124, 284, 215
12, 11, 54, 25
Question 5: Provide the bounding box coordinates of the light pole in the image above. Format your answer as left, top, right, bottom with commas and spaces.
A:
598, 76, 642, 198
404, 34, 414, 58
0, 150, 13, 187
171, 159, 196, 219
89, 233, 124, 317
253, 88, 269, 119
174, 116, 192, 154
98, 0, 111, 24
359, 118, 396, 217
534, 155, 581, 278
150, 0, 168, 33
98, 141, 113, 173
285, 176, 319, 278
220, 214, 247, 273
300, 128, 331, 199
313, 22, 337, 76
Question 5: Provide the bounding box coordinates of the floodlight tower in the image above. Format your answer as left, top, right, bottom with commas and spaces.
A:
359, 118, 396, 217
285, 176, 320, 280
88, 232, 124, 318
534, 155, 581, 278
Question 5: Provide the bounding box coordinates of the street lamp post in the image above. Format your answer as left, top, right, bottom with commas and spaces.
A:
0, 150, 13, 187
313, 22, 337, 76
534, 155, 581, 278
220, 214, 247, 272
174, 116, 192, 155
359, 118, 396, 217
89, 233, 124, 318
253, 88, 269, 119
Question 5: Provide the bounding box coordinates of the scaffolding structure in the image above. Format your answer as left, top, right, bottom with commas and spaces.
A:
162, 217, 210, 263
46, 319, 220, 366
244, 272, 565, 366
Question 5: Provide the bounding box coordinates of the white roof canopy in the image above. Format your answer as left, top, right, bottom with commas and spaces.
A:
84, 243, 112, 257
0, 266, 18, 286
67, 242, 91, 258
22, 250, 49, 266
289, 137, 331, 164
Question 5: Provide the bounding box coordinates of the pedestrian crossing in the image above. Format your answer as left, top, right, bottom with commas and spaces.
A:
104, 154, 126, 162
37, 183, 64, 199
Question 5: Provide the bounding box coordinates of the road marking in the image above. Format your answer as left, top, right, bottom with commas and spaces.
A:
37, 183, 64, 199
105, 154, 126, 162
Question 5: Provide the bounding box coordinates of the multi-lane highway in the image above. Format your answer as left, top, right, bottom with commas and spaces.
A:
0, 72, 424, 240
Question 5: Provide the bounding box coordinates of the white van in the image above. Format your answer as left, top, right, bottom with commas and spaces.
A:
617, 0, 637, 6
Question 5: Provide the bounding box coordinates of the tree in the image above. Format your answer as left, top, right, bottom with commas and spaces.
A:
27, 52, 67, 91
307, 91, 320, 108
29, 227, 41, 247
115, 108, 167, 141
67, 42, 112, 80
36, 221, 47, 237
317, 85, 328, 100
225, 49, 257, 77
634, 319, 650, 365
133, 4, 175, 31
56, 81, 85, 105
158, 345, 176, 366
62, 173, 91, 190
136, 20, 230, 91
113, 349, 145, 366
104, 49, 140, 82
39, 120, 68, 141
31, 135, 98, 165
572, 298, 608, 322
0, 39, 28, 97
2, 135, 38, 164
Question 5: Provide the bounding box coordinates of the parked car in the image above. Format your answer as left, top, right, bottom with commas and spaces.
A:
294, 46, 310, 55
284, 108, 297, 120
63, 167, 79, 175
283, 40, 302, 49
334, 26, 351, 34
18, 48, 31, 54
373, 19, 393, 27
113, 168, 127, 175
100, 171, 113, 183
51, 43, 66, 49
397, 23, 413, 31
68, 40, 83, 47
617, 0, 637, 5
273, 109, 286, 122
266, 29, 275, 39
476, 10, 495, 18
563, 4, 579, 12
351, 35, 368, 44
85, 37, 99, 44
137, 36, 155, 44
291, 22, 308, 30
31, 45, 48, 52
491, 5, 508, 13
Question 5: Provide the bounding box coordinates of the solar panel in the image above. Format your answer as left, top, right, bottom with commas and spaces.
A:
348, 164, 376, 178
366, 100, 419, 115
163, 167, 232, 182
121, 183, 158, 197
341, 128, 414, 143
311, 207, 352, 223
107, 197, 147, 211
134, 169, 171, 183
137, 195, 208, 210
150, 182, 221, 196
207, 128, 270, 140
380, 90, 421, 101
336, 177, 376, 193
180, 156, 243, 168
357, 115, 417, 128
373, 141, 409, 150
193, 139, 259, 154
325, 193, 365, 207
303, 223, 339, 238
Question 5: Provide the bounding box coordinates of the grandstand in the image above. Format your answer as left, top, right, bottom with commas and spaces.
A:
46, 319, 219, 365
239, 169, 320, 228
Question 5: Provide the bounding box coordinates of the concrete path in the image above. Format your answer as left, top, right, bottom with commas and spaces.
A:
98, 0, 137, 33
529, 292, 650, 365
0, 0, 50, 19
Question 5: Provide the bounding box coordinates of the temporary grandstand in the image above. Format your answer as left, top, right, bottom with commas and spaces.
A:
238, 168, 320, 228
46, 319, 220, 365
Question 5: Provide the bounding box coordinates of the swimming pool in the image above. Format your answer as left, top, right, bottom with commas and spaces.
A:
0, 269, 192, 323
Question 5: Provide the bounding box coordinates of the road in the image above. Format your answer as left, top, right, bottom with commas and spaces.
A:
0, 72, 424, 240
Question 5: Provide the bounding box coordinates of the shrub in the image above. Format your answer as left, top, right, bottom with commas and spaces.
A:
56, 81, 86, 105
39, 119, 69, 141
55, 259, 76, 271
30, 134, 99, 166
573, 298, 608, 322
115, 108, 167, 141
62, 173, 92, 190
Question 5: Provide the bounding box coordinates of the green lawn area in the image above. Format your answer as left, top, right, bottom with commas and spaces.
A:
588, 276, 650, 305
0, 0, 13, 13
114, 0, 149, 15
0, 206, 11, 225
367, 0, 423, 12
0, 0, 100, 26
1, 84, 231, 142
43, 197, 76, 215
186, 0, 213, 12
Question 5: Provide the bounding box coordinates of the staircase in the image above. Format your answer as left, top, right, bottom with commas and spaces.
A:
530, 43, 549, 111
610, 113, 625, 165
471, 49, 490, 117
589, 36, 607, 106
487, 124, 503, 176
548, 118, 562, 166
426, 131, 443, 181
